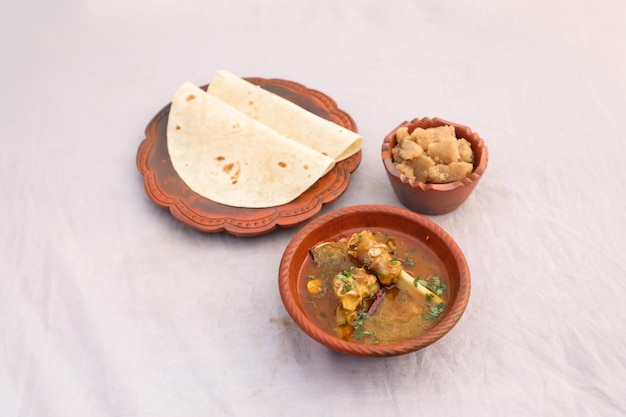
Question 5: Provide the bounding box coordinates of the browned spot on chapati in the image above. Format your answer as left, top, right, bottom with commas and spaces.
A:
223, 163, 235, 173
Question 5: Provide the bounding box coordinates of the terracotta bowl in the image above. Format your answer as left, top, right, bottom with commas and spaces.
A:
381, 117, 488, 215
278, 204, 470, 357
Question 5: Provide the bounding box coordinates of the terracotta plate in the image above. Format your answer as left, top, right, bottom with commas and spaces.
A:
136, 77, 362, 236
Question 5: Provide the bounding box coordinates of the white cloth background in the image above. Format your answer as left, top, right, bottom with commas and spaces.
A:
1, 0, 625, 416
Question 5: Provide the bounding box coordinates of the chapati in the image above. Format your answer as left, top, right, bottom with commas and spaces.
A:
207, 70, 362, 162
166, 82, 336, 208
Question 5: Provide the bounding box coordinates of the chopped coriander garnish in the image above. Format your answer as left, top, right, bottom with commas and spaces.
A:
336, 271, 354, 292
414, 274, 447, 295
352, 312, 376, 340
425, 303, 446, 320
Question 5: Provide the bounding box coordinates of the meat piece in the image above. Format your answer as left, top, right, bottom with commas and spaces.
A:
347, 230, 403, 286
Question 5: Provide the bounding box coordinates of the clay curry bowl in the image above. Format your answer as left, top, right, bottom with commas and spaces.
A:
278, 204, 470, 357
381, 117, 488, 215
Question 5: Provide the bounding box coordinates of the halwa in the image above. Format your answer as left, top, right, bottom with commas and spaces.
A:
391, 125, 474, 183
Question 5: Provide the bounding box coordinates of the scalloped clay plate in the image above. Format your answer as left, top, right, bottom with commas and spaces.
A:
136, 77, 362, 236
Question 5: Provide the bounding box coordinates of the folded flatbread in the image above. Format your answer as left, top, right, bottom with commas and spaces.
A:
167, 82, 336, 208
207, 70, 362, 162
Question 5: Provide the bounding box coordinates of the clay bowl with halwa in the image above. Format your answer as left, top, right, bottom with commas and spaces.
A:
278, 204, 470, 357
382, 117, 488, 215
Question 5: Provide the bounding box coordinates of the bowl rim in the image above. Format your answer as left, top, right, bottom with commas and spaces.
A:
278, 204, 471, 357
381, 117, 488, 191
